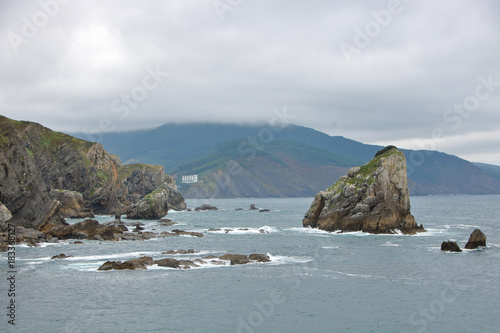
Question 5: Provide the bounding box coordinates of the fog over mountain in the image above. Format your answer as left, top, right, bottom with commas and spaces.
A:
1, 0, 499, 164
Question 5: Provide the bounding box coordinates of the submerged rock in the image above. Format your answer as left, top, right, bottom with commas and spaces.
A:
464, 229, 486, 249
441, 241, 462, 252
160, 229, 204, 238
303, 147, 424, 234
219, 254, 250, 265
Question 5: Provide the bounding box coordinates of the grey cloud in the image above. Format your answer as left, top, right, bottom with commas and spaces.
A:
0, 0, 499, 164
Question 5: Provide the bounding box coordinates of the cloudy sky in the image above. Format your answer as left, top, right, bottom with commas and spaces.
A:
1, 0, 499, 164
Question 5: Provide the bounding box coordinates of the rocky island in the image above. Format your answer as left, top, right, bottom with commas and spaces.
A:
303, 146, 424, 234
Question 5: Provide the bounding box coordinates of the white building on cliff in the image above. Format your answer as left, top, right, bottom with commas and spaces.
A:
182, 175, 198, 183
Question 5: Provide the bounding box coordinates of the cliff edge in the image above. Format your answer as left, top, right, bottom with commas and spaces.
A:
303, 146, 424, 234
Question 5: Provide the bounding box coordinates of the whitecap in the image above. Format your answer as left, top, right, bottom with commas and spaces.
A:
266, 253, 313, 265
381, 241, 400, 247
66, 251, 161, 261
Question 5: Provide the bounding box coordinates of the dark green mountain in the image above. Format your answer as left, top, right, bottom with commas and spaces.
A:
71, 124, 500, 198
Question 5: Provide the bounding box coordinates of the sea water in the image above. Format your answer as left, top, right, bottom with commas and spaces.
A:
1, 195, 499, 332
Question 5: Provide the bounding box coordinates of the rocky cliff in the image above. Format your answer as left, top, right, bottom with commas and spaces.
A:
120, 164, 186, 219
303, 146, 424, 234
0, 115, 185, 231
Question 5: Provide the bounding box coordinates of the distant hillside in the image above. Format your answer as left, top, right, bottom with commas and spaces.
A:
73, 124, 380, 171
172, 139, 362, 198
474, 162, 500, 181
71, 123, 500, 198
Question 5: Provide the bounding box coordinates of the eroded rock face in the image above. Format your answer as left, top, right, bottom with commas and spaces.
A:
49, 190, 94, 218
303, 147, 424, 234
464, 229, 486, 249
0, 201, 12, 223
1, 115, 186, 232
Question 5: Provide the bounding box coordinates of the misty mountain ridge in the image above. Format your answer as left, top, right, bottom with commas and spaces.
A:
70, 123, 500, 198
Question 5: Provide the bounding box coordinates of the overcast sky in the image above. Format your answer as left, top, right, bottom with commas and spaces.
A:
1, 0, 499, 165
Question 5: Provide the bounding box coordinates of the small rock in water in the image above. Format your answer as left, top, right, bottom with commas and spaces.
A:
250, 204, 258, 210
51, 253, 73, 259
195, 204, 218, 211
464, 229, 486, 249
441, 241, 462, 252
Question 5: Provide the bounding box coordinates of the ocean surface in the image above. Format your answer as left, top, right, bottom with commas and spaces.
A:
1, 195, 499, 333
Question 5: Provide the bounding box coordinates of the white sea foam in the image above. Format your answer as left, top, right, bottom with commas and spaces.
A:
66, 251, 161, 261
414, 228, 445, 237
381, 241, 400, 247
267, 254, 313, 265
333, 270, 374, 279
286, 227, 332, 235
205, 226, 278, 234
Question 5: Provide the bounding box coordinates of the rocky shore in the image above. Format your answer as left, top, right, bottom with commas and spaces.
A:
0, 115, 187, 247
98, 253, 272, 271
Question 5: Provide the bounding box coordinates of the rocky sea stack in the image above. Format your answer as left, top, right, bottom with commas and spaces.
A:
303, 146, 424, 234
464, 229, 486, 249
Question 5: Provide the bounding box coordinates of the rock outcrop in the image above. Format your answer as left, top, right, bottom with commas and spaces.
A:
0, 201, 12, 223
49, 190, 94, 218
464, 229, 486, 249
441, 241, 462, 252
303, 147, 424, 234
120, 164, 186, 211
0, 115, 186, 235
98, 253, 272, 270
126, 180, 184, 219
195, 204, 218, 211
40, 219, 123, 241
51, 253, 74, 259
123, 165, 186, 219
98, 257, 153, 271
